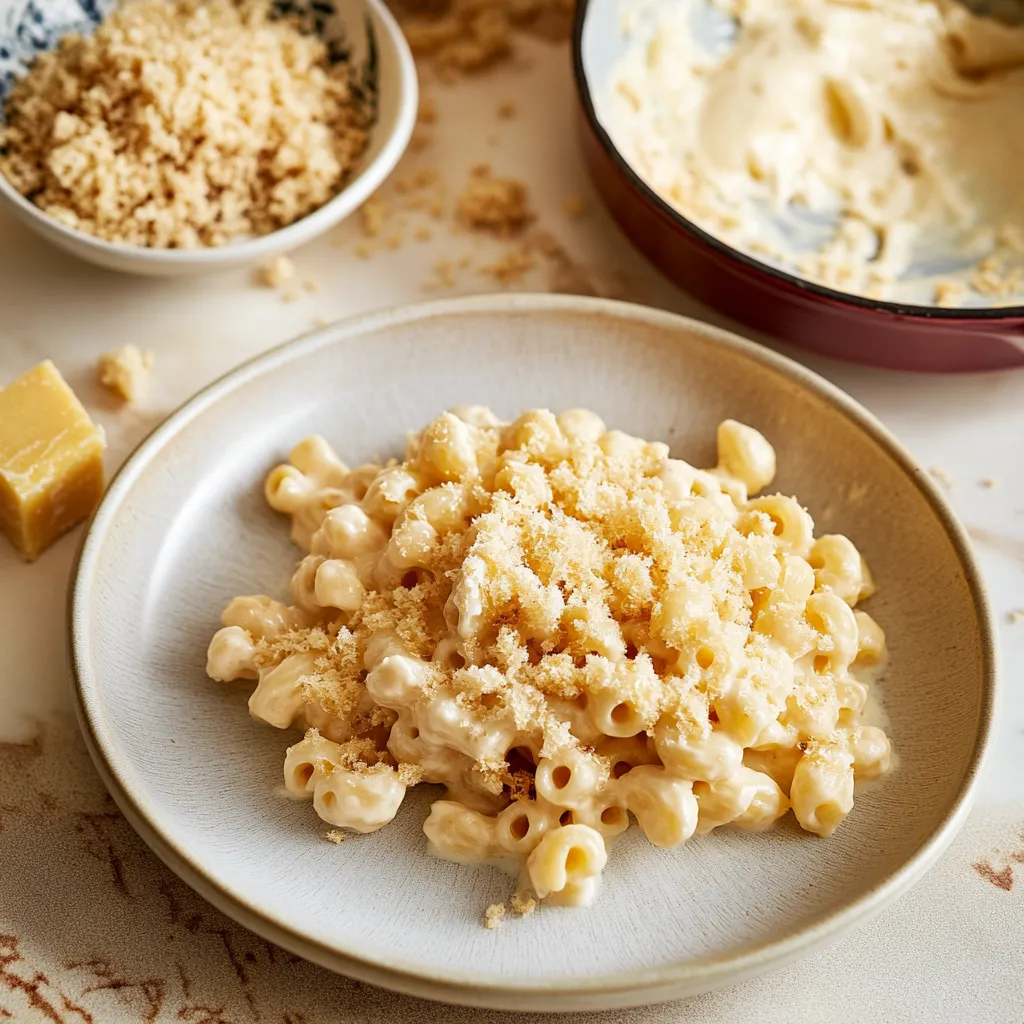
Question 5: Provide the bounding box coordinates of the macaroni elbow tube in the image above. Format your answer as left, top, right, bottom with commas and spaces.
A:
809, 534, 863, 605
526, 824, 608, 905
312, 766, 407, 833
206, 625, 257, 681
653, 716, 743, 783
534, 749, 608, 810
694, 766, 789, 834
248, 651, 317, 729
790, 746, 855, 837
716, 419, 776, 494
283, 730, 343, 797
423, 799, 498, 862
850, 725, 892, 781
619, 766, 698, 847
220, 594, 302, 640
365, 653, 429, 707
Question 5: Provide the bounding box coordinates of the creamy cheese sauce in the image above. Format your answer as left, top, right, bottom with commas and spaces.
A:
601, 0, 1024, 306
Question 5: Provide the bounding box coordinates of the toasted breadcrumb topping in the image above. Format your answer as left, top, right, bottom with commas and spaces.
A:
509, 890, 537, 916
484, 903, 506, 929
256, 409, 789, 790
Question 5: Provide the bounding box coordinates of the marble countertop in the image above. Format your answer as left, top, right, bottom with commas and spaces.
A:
1, 33, 1022, 1024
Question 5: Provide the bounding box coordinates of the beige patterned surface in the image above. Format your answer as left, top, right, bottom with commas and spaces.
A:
0, 29, 1022, 1023
1, 716, 1022, 1021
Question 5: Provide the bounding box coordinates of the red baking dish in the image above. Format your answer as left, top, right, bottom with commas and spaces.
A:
571, 0, 1024, 373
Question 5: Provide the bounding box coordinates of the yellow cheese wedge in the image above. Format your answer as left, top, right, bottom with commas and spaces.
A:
0, 360, 106, 561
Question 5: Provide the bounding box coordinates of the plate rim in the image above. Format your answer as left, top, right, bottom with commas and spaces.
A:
67, 293, 1000, 1011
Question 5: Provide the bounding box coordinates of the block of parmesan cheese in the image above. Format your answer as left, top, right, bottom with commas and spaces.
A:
0, 360, 106, 561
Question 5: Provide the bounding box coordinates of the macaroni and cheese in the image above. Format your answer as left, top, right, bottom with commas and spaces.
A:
207, 408, 892, 908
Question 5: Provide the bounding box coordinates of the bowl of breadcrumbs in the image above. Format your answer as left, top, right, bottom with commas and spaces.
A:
0, 0, 417, 275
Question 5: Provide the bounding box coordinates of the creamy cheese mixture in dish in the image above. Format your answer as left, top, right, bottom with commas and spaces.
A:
600, 0, 1024, 306
207, 407, 892, 911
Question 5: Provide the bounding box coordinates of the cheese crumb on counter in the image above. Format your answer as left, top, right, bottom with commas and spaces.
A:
96, 345, 154, 403
0, 360, 105, 561
325, 829, 347, 844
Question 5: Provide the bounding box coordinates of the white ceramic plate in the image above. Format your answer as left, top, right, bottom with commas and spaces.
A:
70, 295, 997, 1011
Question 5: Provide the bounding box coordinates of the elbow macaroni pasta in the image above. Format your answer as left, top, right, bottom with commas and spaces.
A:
206, 408, 893, 908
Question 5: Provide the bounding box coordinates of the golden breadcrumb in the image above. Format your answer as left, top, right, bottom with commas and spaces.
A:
0, 0, 370, 248
391, 0, 574, 79
457, 170, 533, 236
479, 245, 536, 285
484, 903, 506, 929
361, 198, 390, 239
509, 890, 537, 916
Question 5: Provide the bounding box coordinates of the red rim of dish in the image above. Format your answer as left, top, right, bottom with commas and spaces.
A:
570, 0, 1024, 324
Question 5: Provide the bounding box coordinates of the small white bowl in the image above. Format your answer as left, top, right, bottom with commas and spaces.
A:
0, 0, 417, 276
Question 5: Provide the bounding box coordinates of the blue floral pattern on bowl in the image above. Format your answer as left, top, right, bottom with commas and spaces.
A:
0, 0, 378, 120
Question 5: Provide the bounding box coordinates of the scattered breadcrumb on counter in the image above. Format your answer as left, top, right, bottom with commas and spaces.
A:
562, 194, 586, 218
509, 890, 537, 916
361, 197, 390, 238
479, 245, 535, 286
422, 256, 459, 291
1009, 608, 1024, 624
313, 316, 329, 328
390, 0, 574, 80
928, 467, 953, 490
0, 0, 371, 248
457, 169, 533, 236
257, 255, 295, 288
325, 829, 347, 844
303, 277, 319, 295
409, 126, 433, 152
979, 478, 999, 489
418, 95, 438, 125
484, 903, 506, 930
96, 345, 154, 403
497, 99, 517, 119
